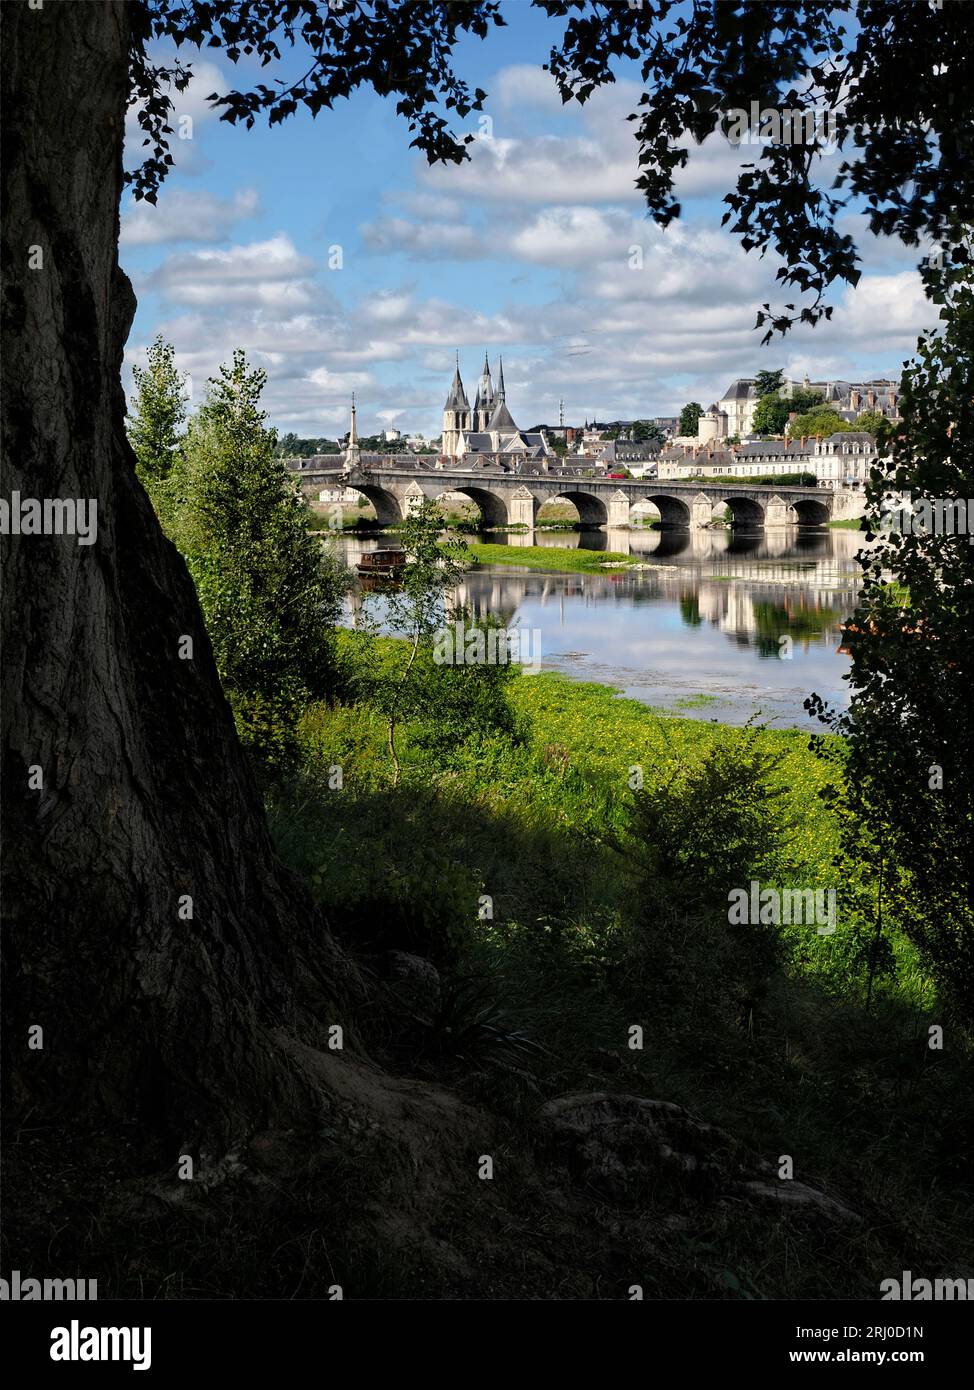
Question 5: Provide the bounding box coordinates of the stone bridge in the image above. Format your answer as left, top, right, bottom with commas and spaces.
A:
294, 461, 865, 530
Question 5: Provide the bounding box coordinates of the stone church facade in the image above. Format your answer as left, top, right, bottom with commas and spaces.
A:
441, 354, 553, 464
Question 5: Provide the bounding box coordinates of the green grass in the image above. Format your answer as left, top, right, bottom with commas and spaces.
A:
467, 542, 639, 573
285, 658, 915, 1001
828, 517, 867, 530
264, 661, 970, 1299
672, 692, 720, 709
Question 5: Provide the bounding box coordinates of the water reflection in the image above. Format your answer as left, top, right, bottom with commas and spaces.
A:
339, 525, 867, 727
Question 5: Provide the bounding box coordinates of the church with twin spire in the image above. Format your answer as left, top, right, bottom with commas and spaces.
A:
441, 353, 553, 462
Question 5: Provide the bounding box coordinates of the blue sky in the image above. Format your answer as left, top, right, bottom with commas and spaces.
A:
121, 3, 934, 440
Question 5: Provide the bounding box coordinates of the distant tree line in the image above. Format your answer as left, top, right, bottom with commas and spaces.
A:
273, 433, 340, 458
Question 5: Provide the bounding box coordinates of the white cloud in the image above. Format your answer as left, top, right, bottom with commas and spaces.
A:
494, 65, 568, 115
508, 207, 635, 268
120, 188, 259, 247
422, 132, 642, 205
386, 190, 465, 221
146, 234, 324, 310
360, 216, 485, 260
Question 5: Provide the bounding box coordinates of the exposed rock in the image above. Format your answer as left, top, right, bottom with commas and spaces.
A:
538, 1091, 860, 1220
742, 1180, 860, 1222
539, 1092, 725, 1199
381, 951, 442, 1017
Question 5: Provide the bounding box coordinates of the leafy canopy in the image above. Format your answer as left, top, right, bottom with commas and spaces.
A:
752, 387, 824, 437
785, 406, 851, 437
754, 368, 785, 399
806, 250, 974, 1026
679, 401, 703, 436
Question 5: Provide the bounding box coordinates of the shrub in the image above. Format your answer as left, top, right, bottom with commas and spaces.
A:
617, 730, 795, 1028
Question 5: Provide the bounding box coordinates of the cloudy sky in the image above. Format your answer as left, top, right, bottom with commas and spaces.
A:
121, 4, 935, 440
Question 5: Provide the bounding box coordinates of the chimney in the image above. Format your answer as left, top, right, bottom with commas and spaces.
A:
867, 389, 876, 408
816, 432, 823, 442
800, 436, 807, 449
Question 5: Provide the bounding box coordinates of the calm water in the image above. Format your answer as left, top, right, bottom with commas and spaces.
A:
340, 526, 867, 728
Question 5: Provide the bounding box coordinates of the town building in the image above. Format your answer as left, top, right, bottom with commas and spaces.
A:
658, 431, 881, 489
613, 440, 663, 465
713, 376, 900, 439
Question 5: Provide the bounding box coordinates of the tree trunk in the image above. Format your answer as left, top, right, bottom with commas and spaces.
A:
0, 0, 359, 1161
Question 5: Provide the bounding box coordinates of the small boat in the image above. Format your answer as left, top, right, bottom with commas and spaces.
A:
356, 547, 406, 577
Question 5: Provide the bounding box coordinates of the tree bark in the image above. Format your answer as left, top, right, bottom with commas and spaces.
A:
0, 0, 358, 1160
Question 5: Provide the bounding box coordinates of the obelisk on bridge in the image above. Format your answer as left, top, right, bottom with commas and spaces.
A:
343, 393, 361, 469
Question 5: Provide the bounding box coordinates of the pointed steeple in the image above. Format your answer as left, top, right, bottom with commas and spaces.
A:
495, 356, 506, 404
473, 349, 495, 430
441, 352, 471, 459
487, 355, 515, 431
443, 352, 469, 411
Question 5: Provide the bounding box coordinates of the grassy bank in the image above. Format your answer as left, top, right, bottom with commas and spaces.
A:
467, 541, 639, 572
263, 659, 969, 1298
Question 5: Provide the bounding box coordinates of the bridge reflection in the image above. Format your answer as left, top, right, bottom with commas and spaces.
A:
342, 526, 863, 666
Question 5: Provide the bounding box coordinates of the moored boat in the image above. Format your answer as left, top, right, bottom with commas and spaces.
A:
356, 547, 406, 577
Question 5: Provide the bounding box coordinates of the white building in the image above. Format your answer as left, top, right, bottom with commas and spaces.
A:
658, 432, 881, 489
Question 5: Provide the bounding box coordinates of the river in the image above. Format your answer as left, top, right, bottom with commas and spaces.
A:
340, 525, 867, 729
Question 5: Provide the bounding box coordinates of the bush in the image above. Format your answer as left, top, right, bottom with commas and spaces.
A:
624, 729, 794, 905
616, 730, 796, 1028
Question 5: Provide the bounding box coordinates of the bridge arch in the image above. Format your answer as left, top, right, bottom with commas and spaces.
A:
432, 485, 509, 528
721, 495, 765, 528
549, 490, 609, 526
343, 483, 403, 527
641, 493, 692, 528
790, 496, 831, 526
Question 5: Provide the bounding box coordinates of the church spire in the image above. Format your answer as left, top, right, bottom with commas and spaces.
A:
473, 349, 495, 430
442, 353, 470, 459
443, 354, 469, 411
486, 354, 516, 432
